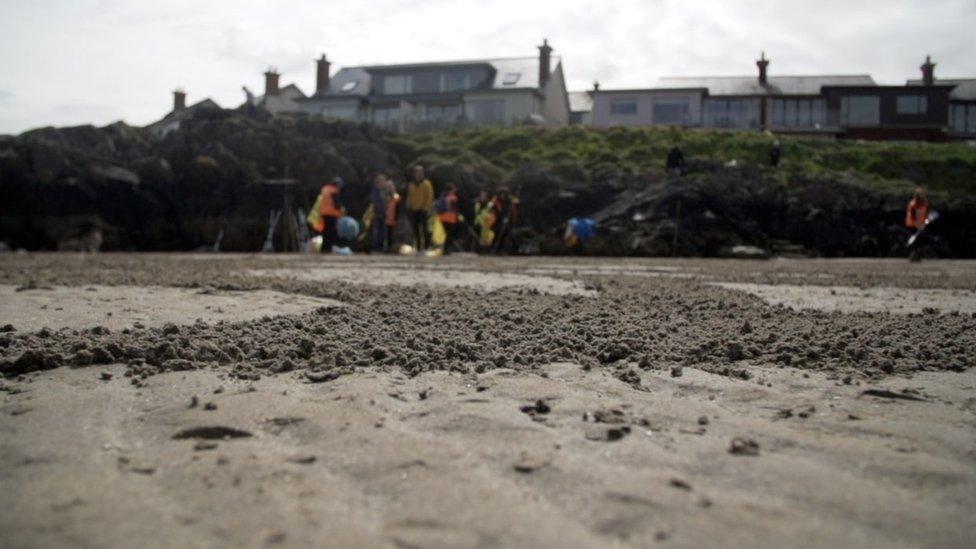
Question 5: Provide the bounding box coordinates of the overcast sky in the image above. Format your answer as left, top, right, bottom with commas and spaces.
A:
1, 0, 973, 134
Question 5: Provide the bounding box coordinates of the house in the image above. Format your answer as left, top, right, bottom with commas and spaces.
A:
907, 56, 976, 139
591, 53, 955, 141
147, 90, 221, 137
298, 40, 571, 131
568, 86, 595, 125
246, 69, 307, 116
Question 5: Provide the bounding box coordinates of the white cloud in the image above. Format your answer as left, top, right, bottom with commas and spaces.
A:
0, 0, 973, 133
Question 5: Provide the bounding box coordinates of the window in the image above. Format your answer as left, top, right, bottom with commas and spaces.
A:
769, 99, 826, 128
610, 98, 638, 115
320, 105, 358, 119
652, 98, 690, 125
897, 95, 928, 114
424, 104, 461, 121
441, 72, 471, 92
840, 96, 880, 126
469, 99, 506, 124
383, 75, 409, 95
969, 106, 976, 133
704, 98, 760, 129
952, 104, 976, 133
373, 107, 399, 128
411, 73, 438, 94
340, 81, 358, 93
502, 73, 521, 85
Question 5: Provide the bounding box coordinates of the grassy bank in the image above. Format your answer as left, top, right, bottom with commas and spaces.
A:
388, 126, 976, 196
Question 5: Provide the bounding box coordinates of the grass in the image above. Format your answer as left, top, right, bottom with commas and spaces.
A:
387, 126, 976, 197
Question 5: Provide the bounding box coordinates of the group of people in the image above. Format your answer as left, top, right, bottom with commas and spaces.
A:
309, 165, 519, 255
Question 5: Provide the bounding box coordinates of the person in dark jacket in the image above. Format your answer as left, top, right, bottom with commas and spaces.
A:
769, 140, 781, 167
666, 146, 685, 176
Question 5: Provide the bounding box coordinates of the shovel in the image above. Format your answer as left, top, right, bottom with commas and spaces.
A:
907, 210, 939, 248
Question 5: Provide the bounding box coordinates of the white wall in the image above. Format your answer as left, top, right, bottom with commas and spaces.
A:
591, 90, 703, 128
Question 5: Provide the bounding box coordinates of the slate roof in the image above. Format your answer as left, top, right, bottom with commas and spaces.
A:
906, 78, 976, 100
655, 75, 876, 96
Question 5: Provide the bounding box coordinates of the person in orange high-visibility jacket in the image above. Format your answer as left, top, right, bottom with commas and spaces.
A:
384, 179, 401, 252
317, 176, 345, 253
905, 187, 930, 230
436, 184, 460, 254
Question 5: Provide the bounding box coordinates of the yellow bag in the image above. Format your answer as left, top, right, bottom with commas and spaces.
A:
307, 194, 324, 232
428, 215, 446, 247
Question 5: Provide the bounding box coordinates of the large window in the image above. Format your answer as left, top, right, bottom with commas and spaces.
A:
469, 100, 506, 124
704, 98, 760, 129
411, 73, 439, 94
897, 95, 928, 115
383, 75, 409, 95
373, 107, 399, 128
950, 104, 976, 134
840, 96, 880, 126
652, 98, 690, 125
424, 104, 461, 122
610, 98, 637, 115
770, 98, 826, 128
441, 72, 471, 92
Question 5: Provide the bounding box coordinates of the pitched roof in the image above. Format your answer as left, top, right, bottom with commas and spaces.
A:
311, 56, 560, 98
906, 78, 976, 100
568, 91, 593, 112
655, 75, 876, 96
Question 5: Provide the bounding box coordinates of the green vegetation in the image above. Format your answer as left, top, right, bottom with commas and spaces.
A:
388, 126, 976, 196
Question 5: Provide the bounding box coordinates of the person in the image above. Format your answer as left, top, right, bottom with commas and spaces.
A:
564, 217, 597, 252
906, 187, 932, 261
384, 179, 401, 252
405, 165, 434, 251
369, 173, 389, 253
769, 140, 781, 167
666, 146, 685, 176
436, 183, 460, 254
316, 176, 345, 253
489, 187, 518, 254
473, 191, 493, 251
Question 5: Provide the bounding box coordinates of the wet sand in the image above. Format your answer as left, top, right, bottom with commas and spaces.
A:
1, 254, 975, 548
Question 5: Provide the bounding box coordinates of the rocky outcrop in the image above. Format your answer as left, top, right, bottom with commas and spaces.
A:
2, 110, 974, 257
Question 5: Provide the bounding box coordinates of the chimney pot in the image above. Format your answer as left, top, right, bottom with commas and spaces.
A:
538, 38, 553, 88
756, 52, 769, 85
921, 55, 936, 86
173, 89, 187, 111
592, 81, 600, 92
264, 68, 280, 96
316, 54, 332, 95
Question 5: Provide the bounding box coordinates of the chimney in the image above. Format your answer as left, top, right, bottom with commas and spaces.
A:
592, 81, 600, 92
264, 68, 280, 96
921, 55, 936, 86
316, 54, 331, 95
173, 89, 186, 111
538, 38, 553, 88
757, 52, 769, 85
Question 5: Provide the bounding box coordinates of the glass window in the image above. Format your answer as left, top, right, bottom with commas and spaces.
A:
841, 96, 880, 126
610, 99, 638, 115
797, 100, 811, 127
441, 72, 471, 92
502, 73, 520, 86
340, 81, 357, 93
784, 100, 797, 126
373, 107, 399, 128
897, 95, 928, 114
951, 105, 964, 131
812, 99, 825, 128
321, 105, 358, 119
772, 100, 785, 126
411, 73, 438, 94
968, 106, 976, 133
383, 75, 409, 95
469, 99, 506, 124
425, 104, 461, 121
652, 98, 690, 125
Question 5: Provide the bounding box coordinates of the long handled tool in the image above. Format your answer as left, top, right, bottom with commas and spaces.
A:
907, 210, 939, 248
262, 209, 282, 252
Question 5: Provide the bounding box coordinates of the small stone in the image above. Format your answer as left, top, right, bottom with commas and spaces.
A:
729, 437, 760, 456
204, 402, 217, 411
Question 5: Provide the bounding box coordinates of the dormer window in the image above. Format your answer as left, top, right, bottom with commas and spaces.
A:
340, 81, 358, 93
502, 73, 521, 85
